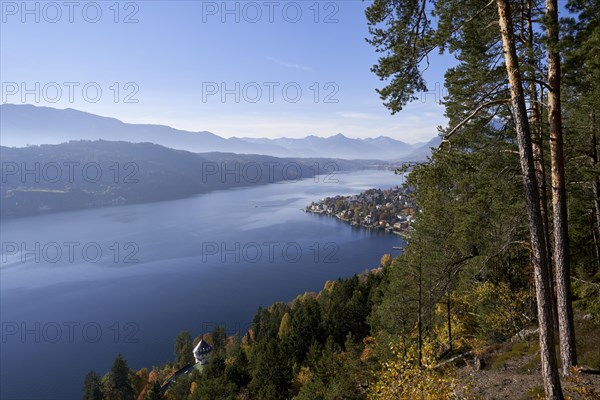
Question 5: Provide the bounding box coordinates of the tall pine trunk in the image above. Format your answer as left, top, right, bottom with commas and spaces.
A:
447, 268, 453, 352
417, 252, 423, 368
522, 0, 557, 329
546, 0, 577, 375
496, 0, 563, 397
590, 110, 600, 271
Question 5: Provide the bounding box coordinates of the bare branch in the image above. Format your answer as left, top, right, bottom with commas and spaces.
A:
571, 276, 600, 288
439, 99, 511, 150
522, 77, 553, 92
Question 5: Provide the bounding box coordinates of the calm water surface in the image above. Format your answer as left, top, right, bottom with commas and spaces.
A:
0, 170, 405, 399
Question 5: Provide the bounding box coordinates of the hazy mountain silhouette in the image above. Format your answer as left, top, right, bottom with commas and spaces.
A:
1, 104, 437, 160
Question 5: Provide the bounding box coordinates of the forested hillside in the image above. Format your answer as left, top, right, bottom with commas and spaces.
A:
0, 140, 374, 218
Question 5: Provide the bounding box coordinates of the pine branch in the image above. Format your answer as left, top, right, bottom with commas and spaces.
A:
522, 77, 553, 91
571, 276, 600, 288
439, 99, 511, 149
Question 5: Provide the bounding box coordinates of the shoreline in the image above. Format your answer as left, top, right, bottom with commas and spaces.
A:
304, 208, 407, 236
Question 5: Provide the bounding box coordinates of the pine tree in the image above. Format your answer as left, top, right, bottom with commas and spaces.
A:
545, 0, 578, 376
144, 381, 162, 400
563, 0, 600, 273
105, 354, 135, 400
82, 371, 103, 400
366, 0, 567, 397
173, 330, 194, 369
495, 1, 562, 395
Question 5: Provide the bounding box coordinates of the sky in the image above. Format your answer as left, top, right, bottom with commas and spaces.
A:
2, 1, 456, 143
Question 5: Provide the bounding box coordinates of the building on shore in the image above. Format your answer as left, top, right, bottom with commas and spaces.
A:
193, 339, 212, 365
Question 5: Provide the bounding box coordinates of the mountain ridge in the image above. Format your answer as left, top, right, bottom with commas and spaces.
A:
0, 139, 382, 218
0, 104, 438, 161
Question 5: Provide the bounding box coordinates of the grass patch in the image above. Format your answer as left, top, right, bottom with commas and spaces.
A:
517, 354, 540, 374
491, 341, 537, 370
523, 385, 544, 399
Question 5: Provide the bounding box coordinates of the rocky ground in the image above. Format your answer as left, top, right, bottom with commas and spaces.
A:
454, 313, 600, 399
457, 344, 600, 399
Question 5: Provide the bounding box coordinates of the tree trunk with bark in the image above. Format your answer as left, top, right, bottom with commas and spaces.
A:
546, 0, 578, 376
496, 0, 563, 397
522, 0, 558, 329
590, 110, 600, 271
447, 265, 452, 352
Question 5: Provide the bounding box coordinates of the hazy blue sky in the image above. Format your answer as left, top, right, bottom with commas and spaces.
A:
1, 1, 455, 143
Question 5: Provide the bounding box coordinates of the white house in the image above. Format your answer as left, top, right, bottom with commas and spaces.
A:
193, 339, 213, 365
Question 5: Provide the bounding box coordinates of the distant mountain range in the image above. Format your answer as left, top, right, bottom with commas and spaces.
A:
0, 104, 440, 161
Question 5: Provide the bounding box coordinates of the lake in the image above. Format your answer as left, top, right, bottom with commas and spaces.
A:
0, 169, 405, 400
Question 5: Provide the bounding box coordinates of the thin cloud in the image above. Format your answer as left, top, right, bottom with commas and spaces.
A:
267, 56, 314, 72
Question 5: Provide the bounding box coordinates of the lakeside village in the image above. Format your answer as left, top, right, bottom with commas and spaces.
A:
304, 186, 417, 235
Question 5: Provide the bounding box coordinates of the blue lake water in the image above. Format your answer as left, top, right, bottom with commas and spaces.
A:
0, 169, 405, 400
